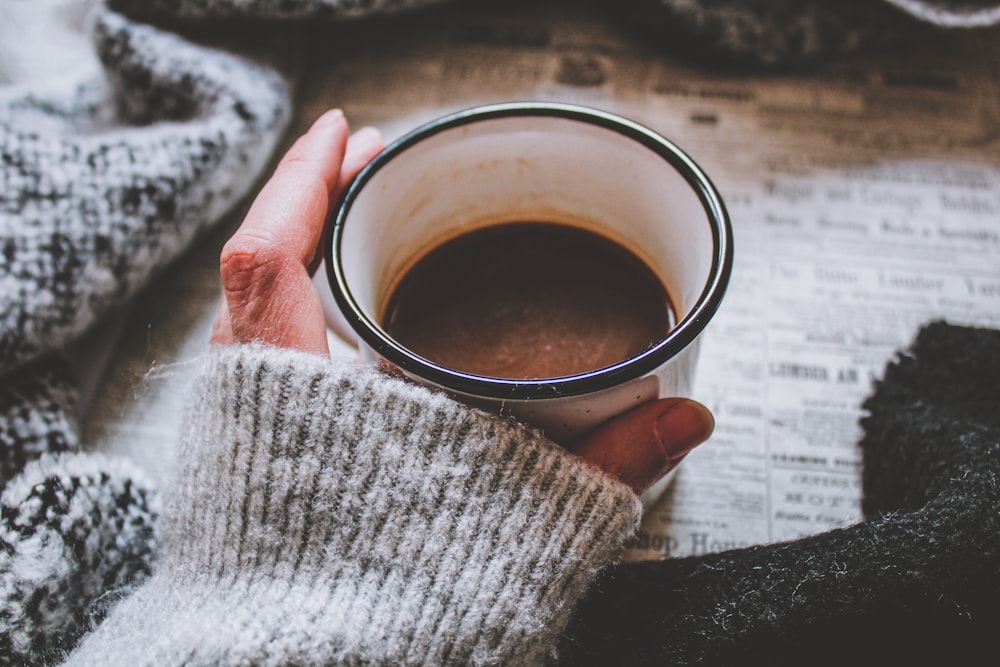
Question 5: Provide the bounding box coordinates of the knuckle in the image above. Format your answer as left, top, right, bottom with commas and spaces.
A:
219, 233, 286, 301
277, 150, 310, 170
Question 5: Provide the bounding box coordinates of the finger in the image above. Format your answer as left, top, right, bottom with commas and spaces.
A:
226, 109, 349, 269
307, 125, 385, 273
210, 296, 234, 346
219, 110, 350, 353
339, 126, 385, 192
569, 398, 714, 493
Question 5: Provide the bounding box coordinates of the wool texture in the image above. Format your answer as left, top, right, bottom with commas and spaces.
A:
0, 452, 159, 665
0, 356, 78, 487
884, 0, 1000, 27
109, 0, 452, 20
63, 345, 642, 666
622, 0, 917, 66
0, 7, 291, 374
1, 4, 291, 663
107, 0, 1000, 66
4, 1, 1000, 665
560, 321, 1000, 666
0, 350, 162, 667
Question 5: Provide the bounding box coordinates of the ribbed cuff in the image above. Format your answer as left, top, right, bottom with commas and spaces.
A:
66, 345, 640, 666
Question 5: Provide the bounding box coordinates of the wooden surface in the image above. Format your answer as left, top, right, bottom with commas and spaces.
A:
80, 3, 1000, 559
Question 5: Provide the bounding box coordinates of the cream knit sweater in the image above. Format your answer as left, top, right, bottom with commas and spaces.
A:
63, 345, 641, 666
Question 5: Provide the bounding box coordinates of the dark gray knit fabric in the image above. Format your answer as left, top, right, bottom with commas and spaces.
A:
623, 0, 916, 66
0, 356, 78, 487
109, 0, 452, 20
1, 452, 159, 665
107, 0, 1000, 66
619, 0, 999, 66
560, 321, 1000, 666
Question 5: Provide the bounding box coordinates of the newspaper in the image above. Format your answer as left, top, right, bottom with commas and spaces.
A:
81, 4, 1000, 563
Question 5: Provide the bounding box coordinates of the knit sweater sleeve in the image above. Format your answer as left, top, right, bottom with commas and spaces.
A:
62, 344, 641, 666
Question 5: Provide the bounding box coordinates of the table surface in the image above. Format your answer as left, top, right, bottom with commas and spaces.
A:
80, 3, 1000, 562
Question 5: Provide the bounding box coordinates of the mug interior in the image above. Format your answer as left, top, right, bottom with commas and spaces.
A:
328, 103, 730, 399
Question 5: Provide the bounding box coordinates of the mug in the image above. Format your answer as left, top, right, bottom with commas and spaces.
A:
316, 102, 732, 505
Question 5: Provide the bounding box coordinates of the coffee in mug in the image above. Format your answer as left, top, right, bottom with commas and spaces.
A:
382, 220, 676, 380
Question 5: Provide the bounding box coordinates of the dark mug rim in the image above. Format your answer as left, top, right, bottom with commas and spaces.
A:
325, 101, 733, 401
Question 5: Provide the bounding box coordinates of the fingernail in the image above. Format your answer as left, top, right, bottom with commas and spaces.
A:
312, 108, 345, 130
653, 401, 714, 466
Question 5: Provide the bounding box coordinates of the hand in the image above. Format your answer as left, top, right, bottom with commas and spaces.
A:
211, 109, 380, 354
212, 109, 714, 493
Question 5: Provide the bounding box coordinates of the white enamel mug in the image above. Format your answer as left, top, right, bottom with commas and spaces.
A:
317, 102, 732, 505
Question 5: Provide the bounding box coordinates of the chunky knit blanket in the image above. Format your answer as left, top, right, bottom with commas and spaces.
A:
2, 3, 290, 662
2, 1, 999, 664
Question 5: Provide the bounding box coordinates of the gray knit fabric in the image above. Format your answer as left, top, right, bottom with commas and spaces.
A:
109, 0, 452, 20
624, 0, 942, 66
64, 345, 641, 666
1, 5, 291, 663
884, 0, 1000, 26
0, 356, 78, 486
0, 7, 290, 374
0, 351, 161, 666
0, 451, 159, 665
108, 0, 1000, 27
